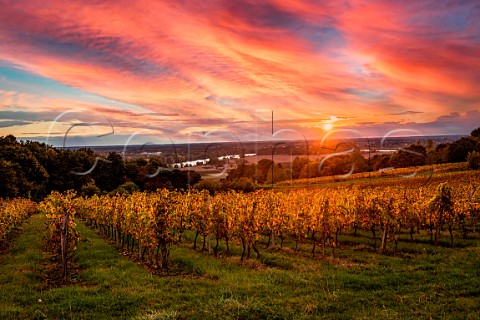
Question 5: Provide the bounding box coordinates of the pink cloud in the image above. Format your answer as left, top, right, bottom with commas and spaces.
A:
0, 0, 478, 143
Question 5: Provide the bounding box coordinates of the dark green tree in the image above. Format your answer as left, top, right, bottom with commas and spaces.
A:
46, 149, 93, 193
0, 159, 20, 198
467, 151, 480, 170
470, 127, 480, 138
93, 152, 126, 192
372, 154, 391, 171
446, 137, 478, 163
292, 157, 309, 179
390, 144, 426, 168
256, 159, 274, 183
0, 137, 48, 199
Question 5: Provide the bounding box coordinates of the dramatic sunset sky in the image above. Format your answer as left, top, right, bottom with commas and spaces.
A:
0, 0, 479, 146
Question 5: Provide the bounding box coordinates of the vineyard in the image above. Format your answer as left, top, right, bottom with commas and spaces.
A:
1, 170, 480, 319
0, 198, 36, 248
276, 162, 467, 186
47, 171, 480, 270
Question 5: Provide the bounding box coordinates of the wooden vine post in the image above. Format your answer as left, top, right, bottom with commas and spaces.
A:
61, 210, 69, 279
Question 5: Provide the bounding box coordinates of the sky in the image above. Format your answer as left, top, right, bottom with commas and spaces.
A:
0, 0, 479, 147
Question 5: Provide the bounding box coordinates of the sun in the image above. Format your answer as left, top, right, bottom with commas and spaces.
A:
323, 123, 333, 131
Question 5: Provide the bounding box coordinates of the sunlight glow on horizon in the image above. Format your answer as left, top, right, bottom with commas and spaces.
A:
323, 123, 334, 132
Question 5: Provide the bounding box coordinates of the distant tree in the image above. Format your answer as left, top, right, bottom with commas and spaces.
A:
372, 154, 392, 171
47, 149, 93, 193
435, 143, 450, 163
24, 140, 50, 166
0, 134, 17, 146
300, 161, 321, 178
470, 127, 480, 138
106, 152, 127, 188
292, 157, 309, 179
426, 149, 439, 165
207, 155, 223, 167
143, 167, 173, 191
93, 152, 126, 191
111, 181, 140, 195
228, 177, 256, 192
226, 163, 256, 181
350, 151, 368, 173
0, 159, 20, 198
194, 179, 223, 195
184, 170, 201, 188
446, 137, 478, 163
0, 139, 48, 199
265, 164, 289, 184
80, 181, 101, 197
467, 151, 480, 170
426, 138, 435, 152
143, 169, 200, 191
256, 159, 274, 183
320, 154, 362, 176
124, 160, 141, 187
389, 144, 426, 168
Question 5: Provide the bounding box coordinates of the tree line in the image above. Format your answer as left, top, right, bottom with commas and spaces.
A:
0, 135, 200, 200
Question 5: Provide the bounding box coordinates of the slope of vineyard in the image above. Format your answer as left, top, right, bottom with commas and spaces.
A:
71, 170, 480, 269
276, 162, 468, 187
1, 169, 480, 319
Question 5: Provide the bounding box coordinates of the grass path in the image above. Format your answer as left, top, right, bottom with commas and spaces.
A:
0, 214, 46, 319
1, 214, 480, 319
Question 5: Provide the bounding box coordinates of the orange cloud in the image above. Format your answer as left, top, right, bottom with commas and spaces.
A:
0, 0, 478, 143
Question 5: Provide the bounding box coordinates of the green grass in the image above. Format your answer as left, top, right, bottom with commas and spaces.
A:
1, 214, 479, 319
